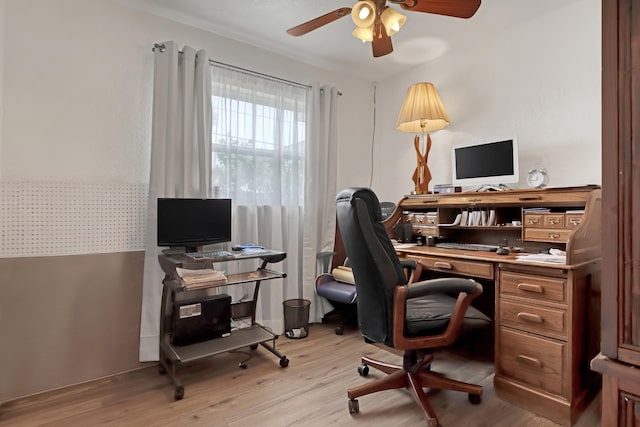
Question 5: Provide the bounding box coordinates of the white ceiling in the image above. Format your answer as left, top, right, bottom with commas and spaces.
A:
117, 0, 577, 81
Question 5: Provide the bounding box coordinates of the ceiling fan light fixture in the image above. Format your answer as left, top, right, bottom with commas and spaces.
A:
381, 7, 407, 36
352, 25, 374, 42
351, 0, 376, 28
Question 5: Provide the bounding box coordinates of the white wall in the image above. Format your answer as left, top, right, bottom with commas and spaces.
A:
371, 0, 601, 203
0, 0, 373, 187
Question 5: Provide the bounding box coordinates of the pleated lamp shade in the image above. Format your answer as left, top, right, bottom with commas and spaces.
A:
395, 82, 450, 133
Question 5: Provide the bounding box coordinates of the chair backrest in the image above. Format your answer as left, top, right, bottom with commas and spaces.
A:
336, 188, 407, 345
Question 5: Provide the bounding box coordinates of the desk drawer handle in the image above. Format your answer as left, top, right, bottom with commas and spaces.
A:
421, 199, 439, 204
547, 218, 561, 225
516, 354, 543, 368
569, 218, 581, 225
434, 261, 453, 270
548, 233, 560, 239
527, 218, 540, 224
517, 283, 544, 293
517, 312, 544, 323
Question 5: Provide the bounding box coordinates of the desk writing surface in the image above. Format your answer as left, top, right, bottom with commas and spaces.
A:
393, 245, 595, 270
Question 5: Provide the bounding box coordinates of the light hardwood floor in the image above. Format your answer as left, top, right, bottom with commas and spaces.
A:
0, 322, 600, 426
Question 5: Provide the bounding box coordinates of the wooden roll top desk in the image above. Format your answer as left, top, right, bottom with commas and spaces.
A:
383, 185, 602, 426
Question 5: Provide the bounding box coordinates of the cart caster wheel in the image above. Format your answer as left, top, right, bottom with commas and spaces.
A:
335, 326, 344, 335
468, 393, 481, 405
357, 363, 369, 377
249, 344, 258, 350
280, 357, 290, 368
348, 399, 359, 414
174, 386, 184, 400
239, 363, 248, 369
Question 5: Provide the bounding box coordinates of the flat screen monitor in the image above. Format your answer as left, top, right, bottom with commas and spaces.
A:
157, 198, 232, 251
452, 138, 519, 188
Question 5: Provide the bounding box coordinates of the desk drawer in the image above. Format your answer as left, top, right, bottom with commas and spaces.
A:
565, 214, 583, 229
523, 227, 572, 243
412, 225, 438, 237
499, 271, 565, 304
497, 327, 566, 396
499, 299, 566, 339
408, 255, 494, 280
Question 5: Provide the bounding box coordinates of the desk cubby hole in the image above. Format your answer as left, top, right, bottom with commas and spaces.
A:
437, 227, 521, 248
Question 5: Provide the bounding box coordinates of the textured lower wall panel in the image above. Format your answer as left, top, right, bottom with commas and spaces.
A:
0, 181, 147, 257
0, 251, 146, 402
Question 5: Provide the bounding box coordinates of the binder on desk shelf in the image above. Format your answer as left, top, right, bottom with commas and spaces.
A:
488, 209, 496, 226
460, 210, 469, 226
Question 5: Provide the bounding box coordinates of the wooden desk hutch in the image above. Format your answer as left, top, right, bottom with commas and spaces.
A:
384, 186, 602, 426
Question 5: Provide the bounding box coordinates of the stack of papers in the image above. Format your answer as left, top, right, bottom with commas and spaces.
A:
175, 267, 227, 288
515, 254, 566, 264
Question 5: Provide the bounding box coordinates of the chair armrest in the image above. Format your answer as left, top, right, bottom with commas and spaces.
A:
405, 277, 479, 299
399, 258, 419, 283
399, 259, 417, 271
392, 278, 483, 350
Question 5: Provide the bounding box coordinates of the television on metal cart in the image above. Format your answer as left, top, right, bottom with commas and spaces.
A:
157, 198, 232, 252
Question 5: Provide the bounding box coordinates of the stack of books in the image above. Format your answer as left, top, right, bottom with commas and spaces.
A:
175, 267, 227, 289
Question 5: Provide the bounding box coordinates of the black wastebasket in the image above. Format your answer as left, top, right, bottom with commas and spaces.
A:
283, 299, 310, 339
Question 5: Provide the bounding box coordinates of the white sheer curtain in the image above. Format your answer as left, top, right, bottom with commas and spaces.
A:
305, 84, 339, 322
139, 41, 212, 361
210, 67, 338, 330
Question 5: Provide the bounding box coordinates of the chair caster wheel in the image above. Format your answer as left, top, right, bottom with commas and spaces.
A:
174, 385, 184, 400
280, 356, 290, 368
348, 399, 359, 414
335, 326, 344, 335
468, 393, 481, 405
357, 363, 369, 377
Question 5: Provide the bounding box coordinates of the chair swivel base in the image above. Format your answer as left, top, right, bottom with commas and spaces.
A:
347, 354, 482, 426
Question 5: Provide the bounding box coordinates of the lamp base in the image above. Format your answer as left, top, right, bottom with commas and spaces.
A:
411, 134, 432, 194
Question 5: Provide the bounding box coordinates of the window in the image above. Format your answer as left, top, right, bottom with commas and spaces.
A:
210, 66, 308, 206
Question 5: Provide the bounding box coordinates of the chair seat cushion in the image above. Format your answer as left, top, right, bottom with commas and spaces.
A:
405, 294, 491, 337
316, 275, 357, 304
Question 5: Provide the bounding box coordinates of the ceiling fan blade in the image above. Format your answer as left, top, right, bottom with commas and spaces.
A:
287, 7, 352, 36
371, 22, 393, 58
400, 0, 481, 19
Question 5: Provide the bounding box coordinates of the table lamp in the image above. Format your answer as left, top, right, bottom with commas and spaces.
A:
395, 82, 450, 194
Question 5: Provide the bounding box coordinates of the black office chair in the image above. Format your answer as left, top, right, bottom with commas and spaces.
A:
336, 187, 490, 426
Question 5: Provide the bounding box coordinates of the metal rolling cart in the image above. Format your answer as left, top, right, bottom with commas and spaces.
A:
157, 250, 288, 400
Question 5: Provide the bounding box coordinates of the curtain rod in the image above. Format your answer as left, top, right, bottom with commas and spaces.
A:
153, 43, 340, 93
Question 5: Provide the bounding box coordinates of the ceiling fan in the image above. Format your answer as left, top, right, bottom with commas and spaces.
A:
287, 0, 481, 58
